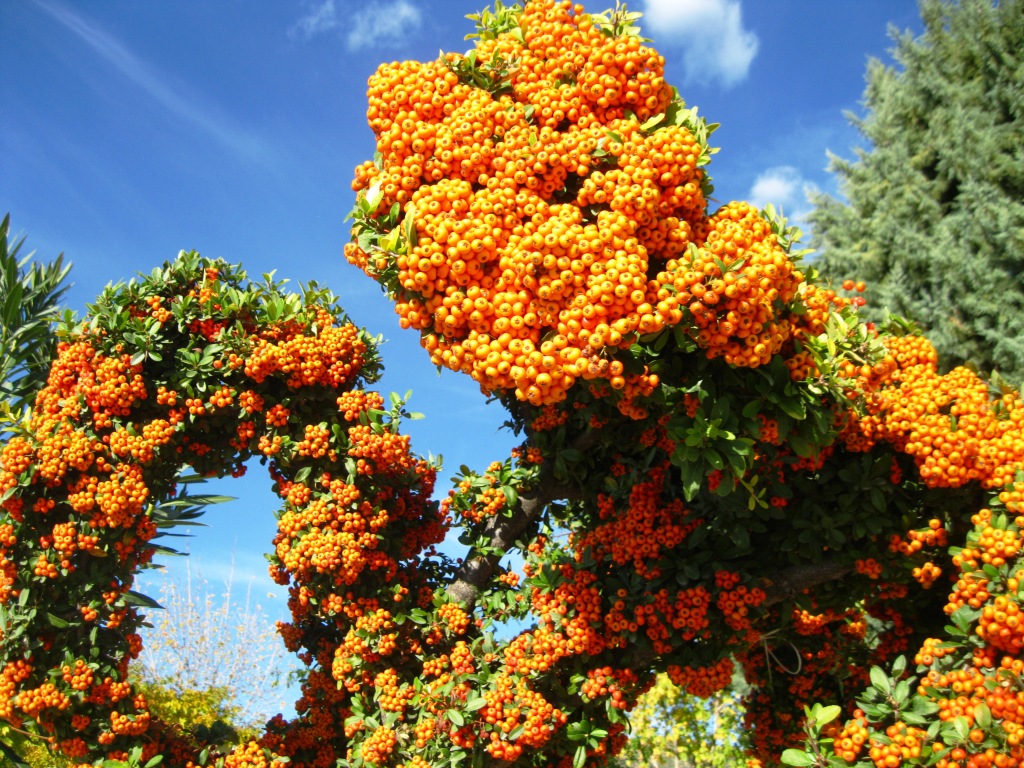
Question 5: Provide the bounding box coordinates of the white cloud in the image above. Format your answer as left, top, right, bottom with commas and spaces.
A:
747, 165, 817, 224
289, 0, 423, 51
136, 550, 291, 626
641, 0, 758, 88
347, 1, 422, 51
34, 0, 267, 161
288, 0, 340, 40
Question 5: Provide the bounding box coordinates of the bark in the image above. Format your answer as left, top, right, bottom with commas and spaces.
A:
444, 483, 558, 608
760, 559, 854, 607
445, 430, 598, 609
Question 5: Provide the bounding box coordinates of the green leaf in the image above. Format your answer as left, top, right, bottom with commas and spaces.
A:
447, 709, 465, 727
813, 705, 842, 727
870, 666, 891, 694
727, 448, 749, 478
780, 749, 816, 766
640, 113, 665, 132
975, 701, 992, 729
404, 206, 418, 249
707, 448, 727, 471
45, 612, 69, 628
952, 715, 970, 741
464, 696, 487, 712
778, 396, 806, 421
123, 590, 164, 609
788, 432, 812, 458
891, 655, 907, 679
363, 181, 384, 214
160, 494, 234, 507
742, 399, 763, 418
730, 526, 750, 550
679, 460, 703, 501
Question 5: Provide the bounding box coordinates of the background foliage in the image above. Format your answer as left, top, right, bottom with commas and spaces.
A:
810, 0, 1024, 387
0, 215, 72, 416
614, 674, 748, 767
136, 563, 293, 735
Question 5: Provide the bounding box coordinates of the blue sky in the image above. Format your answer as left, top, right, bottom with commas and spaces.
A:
1, 0, 921, 707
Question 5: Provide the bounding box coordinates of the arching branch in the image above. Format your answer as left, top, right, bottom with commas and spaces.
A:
445, 430, 598, 609
761, 560, 854, 607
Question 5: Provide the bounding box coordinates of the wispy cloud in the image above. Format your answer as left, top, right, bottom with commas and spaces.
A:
33, 0, 267, 161
289, 0, 341, 40
139, 550, 289, 606
747, 165, 817, 225
641, 0, 758, 88
289, 0, 422, 51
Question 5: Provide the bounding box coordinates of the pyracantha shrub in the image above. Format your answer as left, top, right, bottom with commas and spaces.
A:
2, 2, 1024, 768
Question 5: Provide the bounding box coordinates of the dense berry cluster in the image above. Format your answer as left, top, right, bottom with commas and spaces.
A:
841, 335, 1024, 489
339, 2, 1024, 764
344, 0, 842, 415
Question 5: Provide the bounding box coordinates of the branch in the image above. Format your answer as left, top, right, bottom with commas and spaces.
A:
760, 559, 854, 607
444, 474, 571, 609
445, 430, 599, 609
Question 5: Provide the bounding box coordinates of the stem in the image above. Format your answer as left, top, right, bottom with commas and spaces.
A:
445, 431, 598, 609
760, 559, 854, 607
445, 475, 574, 609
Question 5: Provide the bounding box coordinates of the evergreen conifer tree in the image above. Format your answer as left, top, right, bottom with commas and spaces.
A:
810, 0, 1024, 386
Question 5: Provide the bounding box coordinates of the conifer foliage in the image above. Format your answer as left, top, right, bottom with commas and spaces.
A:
811, 0, 1024, 386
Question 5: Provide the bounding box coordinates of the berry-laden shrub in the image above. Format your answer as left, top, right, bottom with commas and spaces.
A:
0, 254, 451, 766
341, 1, 1024, 766
1, 3, 1024, 768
